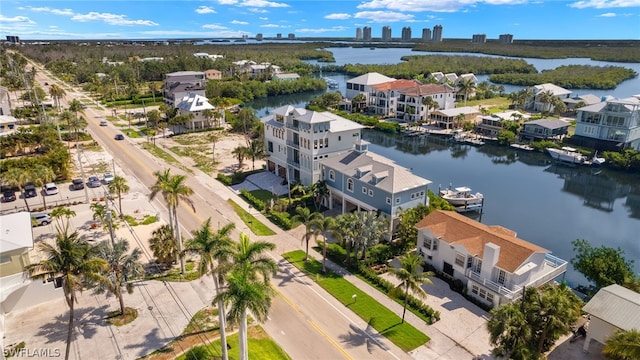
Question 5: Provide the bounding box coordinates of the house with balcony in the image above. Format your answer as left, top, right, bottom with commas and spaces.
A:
572, 96, 640, 151
581, 285, 640, 354
345, 72, 396, 105
320, 140, 432, 238
261, 105, 364, 186
563, 94, 602, 112
476, 110, 529, 138
162, 71, 207, 107
430, 106, 479, 129
520, 118, 570, 142
396, 83, 456, 123
368, 79, 420, 117
173, 93, 225, 133
417, 210, 568, 308
524, 83, 572, 113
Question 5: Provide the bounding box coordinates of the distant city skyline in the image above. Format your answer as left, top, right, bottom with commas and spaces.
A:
0, 0, 639, 41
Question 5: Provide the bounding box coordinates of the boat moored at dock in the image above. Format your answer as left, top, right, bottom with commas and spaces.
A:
439, 186, 484, 207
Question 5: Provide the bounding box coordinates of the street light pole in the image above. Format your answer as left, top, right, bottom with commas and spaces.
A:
105, 191, 115, 246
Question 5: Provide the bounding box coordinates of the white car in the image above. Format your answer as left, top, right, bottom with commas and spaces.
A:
103, 173, 115, 184
44, 182, 59, 195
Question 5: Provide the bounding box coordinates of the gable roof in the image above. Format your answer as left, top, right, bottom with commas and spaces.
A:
400, 83, 454, 97
415, 210, 546, 272
320, 144, 431, 193
176, 93, 214, 112
583, 284, 640, 331
432, 106, 479, 117
533, 83, 572, 96
347, 72, 396, 86
371, 79, 420, 91
0, 212, 33, 254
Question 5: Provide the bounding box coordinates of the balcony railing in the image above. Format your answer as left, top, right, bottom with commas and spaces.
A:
286, 141, 300, 149
285, 122, 299, 130
287, 158, 300, 167
466, 269, 522, 300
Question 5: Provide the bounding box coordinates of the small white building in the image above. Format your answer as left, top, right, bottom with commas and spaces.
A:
0, 115, 18, 135
174, 93, 224, 132
581, 284, 640, 353
525, 83, 572, 113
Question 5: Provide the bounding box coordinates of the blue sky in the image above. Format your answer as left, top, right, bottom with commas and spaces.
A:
1, 0, 639, 41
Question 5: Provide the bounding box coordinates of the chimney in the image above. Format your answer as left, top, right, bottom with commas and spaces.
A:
480, 243, 500, 279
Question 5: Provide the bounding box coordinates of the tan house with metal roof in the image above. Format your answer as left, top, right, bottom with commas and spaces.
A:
581, 284, 640, 353
417, 210, 568, 307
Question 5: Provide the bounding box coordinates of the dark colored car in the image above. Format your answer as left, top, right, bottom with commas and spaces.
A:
88, 176, 101, 188
72, 178, 85, 190
24, 184, 37, 198
2, 190, 16, 202
115, 134, 125, 140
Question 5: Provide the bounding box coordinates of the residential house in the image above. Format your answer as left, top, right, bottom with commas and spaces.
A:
456, 73, 479, 100
204, 69, 222, 80
272, 73, 300, 81
417, 210, 568, 307
345, 72, 396, 104
233, 60, 281, 78
261, 105, 364, 186
173, 93, 224, 133
581, 284, 640, 353
162, 71, 207, 107
563, 94, 602, 112
396, 83, 456, 122
572, 96, 640, 151
368, 79, 421, 117
0, 115, 18, 135
0, 86, 11, 116
430, 106, 479, 129
320, 140, 432, 238
525, 83, 572, 113
193, 53, 224, 60
476, 110, 529, 138
520, 118, 570, 142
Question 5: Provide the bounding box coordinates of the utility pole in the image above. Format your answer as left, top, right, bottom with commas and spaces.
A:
77, 144, 89, 203
105, 191, 115, 246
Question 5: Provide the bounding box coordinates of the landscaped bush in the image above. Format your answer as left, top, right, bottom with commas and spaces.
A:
216, 173, 233, 186
240, 189, 265, 211
266, 209, 293, 230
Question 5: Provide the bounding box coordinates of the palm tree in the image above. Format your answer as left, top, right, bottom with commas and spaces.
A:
455, 113, 466, 130
228, 233, 277, 282
108, 175, 129, 216
150, 169, 174, 232
421, 96, 439, 122
335, 212, 357, 266
95, 239, 143, 316
247, 139, 265, 170
537, 90, 555, 114
149, 224, 178, 268
150, 169, 194, 273
48, 83, 66, 112
532, 282, 581, 356
311, 180, 330, 211
389, 252, 433, 323
457, 77, 476, 106
207, 131, 223, 164
148, 82, 158, 103
184, 218, 235, 360
487, 302, 532, 360
311, 214, 338, 273
26, 224, 107, 360
201, 108, 216, 129
3, 167, 32, 211
30, 165, 56, 209
50, 207, 76, 229
604, 329, 640, 360
232, 145, 249, 170
292, 206, 321, 261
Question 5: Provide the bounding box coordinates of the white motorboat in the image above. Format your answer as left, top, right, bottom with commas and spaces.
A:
439, 186, 484, 206
546, 147, 588, 165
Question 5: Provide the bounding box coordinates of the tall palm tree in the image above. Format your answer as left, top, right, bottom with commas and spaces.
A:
487, 302, 532, 360
335, 212, 357, 266
50, 207, 76, 230
532, 282, 581, 356
421, 96, 439, 122
108, 175, 129, 216
311, 180, 329, 211
184, 218, 235, 360
457, 77, 476, 106
48, 83, 66, 112
537, 90, 555, 114
149, 169, 174, 232
26, 224, 107, 360
201, 108, 216, 129
389, 252, 433, 323
311, 214, 339, 273
216, 233, 277, 360
3, 167, 32, 211
232, 145, 249, 169
292, 206, 321, 261
207, 131, 222, 164
30, 165, 56, 209
150, 169, 194, 273
149, 224, 178, 268
604, 329, 640, 360
247, 139, 265, 170
95, 239, 144, 316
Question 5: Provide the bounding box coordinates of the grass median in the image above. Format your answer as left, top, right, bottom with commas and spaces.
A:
283, 250, 429, 352
227, 199, 276, 236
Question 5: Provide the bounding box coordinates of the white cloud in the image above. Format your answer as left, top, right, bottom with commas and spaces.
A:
217, 0, 239, 4
231, 20, 249, 24
249, 8, 269, 13
195, 6, 216, 14
357, 0, 527, 13
0, 15, 35, 23
570, 0, 640, 8
202, 24, 229, 30
296, 26, 349, 33
325, 13, 352, 20
29, 7, 75, 16
142, 29, 249, 38
260, 23, 289, 28
598, 12, 618, 15
354, 11, 416, 22
71, 12, 158, 26
241, 0, 290, 7
259, 17, 269, 20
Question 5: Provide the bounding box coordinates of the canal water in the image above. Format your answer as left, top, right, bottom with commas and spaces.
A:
245, 47, 640, 286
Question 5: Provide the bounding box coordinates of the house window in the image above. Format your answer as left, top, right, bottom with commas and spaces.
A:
471, 285, 479, 295
362, 186, 367, 194
455, 252, 465, 267
338, 136, 341, 141
267, 141, 273, 153
498, 270, 506, 285
474, 259, 482, 273
423, 237, 432, 250
368, 189, 373, 196
467, 256, 473, 269
433, 239, 439, 251
486, 293, 494, 305
324, 138, 329, 147
479, 288, 487, 299
347, 179, 354, 192
329, 170, 335, 181
395, 197, 401, 204
386, 197, 391, 205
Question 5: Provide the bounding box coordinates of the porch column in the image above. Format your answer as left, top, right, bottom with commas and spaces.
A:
342, 195, 346, 214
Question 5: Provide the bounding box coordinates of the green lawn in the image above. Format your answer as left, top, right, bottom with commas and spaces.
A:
283, 250, 429, 352
176, 327, 290, 360
227, 199, 276, 236
124, 129, 142, 138
141, 142, 179, 164
249, 189, 280, 202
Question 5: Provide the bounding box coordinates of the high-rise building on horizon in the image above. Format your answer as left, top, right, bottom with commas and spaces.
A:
276, 33, 282, 39
499, 34, 514, 43
356, 27, 363, 40
6, 36, 19, 44
432, 25, 443, 42
401, 27, 412, 41
288, 33, 295, 39
382, 26, 392, 41
256, 33, 263, 41
363, 26, 372, 41
421, 28, 431, 42
472, 34, 487, 43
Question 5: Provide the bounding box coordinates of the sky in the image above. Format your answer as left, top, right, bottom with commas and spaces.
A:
0, 0, 639, 41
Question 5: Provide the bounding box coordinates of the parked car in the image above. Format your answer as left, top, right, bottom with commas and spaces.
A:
72, 178, 85, 190
44, 182, 59, 195
88, 176, 101, 188
24, 184, 37, 198
115, 134, 125, 140
100, 120, 108, 126
31, 212, 51, 226
2, 190, 16, 202
103, 173, 115, 184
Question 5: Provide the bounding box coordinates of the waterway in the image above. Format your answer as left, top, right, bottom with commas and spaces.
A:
245, 47, 640, 286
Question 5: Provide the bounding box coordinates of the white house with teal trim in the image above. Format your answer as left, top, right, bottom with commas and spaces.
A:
319, 140, 432, 237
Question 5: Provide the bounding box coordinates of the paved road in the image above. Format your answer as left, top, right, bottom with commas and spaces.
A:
27, 64, 411, 359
